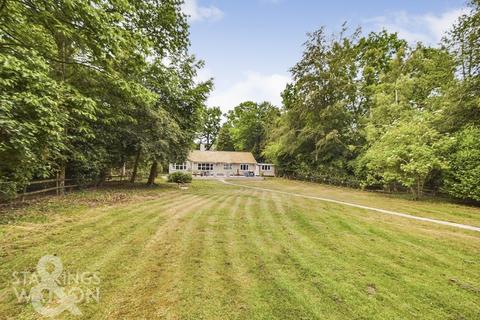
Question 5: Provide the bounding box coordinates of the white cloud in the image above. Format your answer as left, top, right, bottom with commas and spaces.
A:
182, 0, 224, 22
208, 71, 290, 113
366, 8, 468, 45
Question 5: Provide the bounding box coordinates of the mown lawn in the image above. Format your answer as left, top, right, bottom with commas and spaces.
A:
0, 179, 479, 319
232, 178, 480, 227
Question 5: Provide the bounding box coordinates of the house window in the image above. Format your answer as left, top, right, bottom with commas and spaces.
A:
261, 165, 271, 171
224, 163, 232, 170
197, 163, 214, 171
240, 164, 249, 171
174, 163, 187, 170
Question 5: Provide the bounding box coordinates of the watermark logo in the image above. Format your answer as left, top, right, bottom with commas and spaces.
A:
11, 255, 100, 317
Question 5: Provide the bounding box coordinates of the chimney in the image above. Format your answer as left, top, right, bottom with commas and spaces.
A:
200, 143, 206, 152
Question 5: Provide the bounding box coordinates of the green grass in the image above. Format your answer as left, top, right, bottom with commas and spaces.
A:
233, 178, 480, 227
0, 179, 479, 319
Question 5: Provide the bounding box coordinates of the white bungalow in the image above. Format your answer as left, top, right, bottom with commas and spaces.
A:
169, 148, 275, 178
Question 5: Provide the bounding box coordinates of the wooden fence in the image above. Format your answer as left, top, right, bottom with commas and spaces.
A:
280, 173, 443, 197
16, 178, 78, 201
1, 174, 133, 203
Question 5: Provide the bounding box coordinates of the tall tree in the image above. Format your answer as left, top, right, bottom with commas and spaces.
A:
0, 0, 211, 195
440, 1, 480, 200
265, 27, 363, 177
442, 0, 480, 130
224, 101, 280, 161
198, 106, 222, 150
215, 124, 236, 151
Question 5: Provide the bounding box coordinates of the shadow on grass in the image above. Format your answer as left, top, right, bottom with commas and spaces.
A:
0, 181, 177, 225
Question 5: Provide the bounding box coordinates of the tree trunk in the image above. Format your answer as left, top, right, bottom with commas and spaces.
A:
147, 160, 158, 185
96, 167, 109, 187
410, 178, 423, 201
410, 187, 417, 200
416, 178, 423, 200
130, 148, 141, 183
58, 165, 66, 195
121, 162, 126, 181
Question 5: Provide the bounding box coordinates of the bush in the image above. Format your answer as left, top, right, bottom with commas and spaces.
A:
167, 172, 192, 184
444, 126, 480, 202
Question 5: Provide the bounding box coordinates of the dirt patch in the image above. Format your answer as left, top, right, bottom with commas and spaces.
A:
366, 284, 377, 296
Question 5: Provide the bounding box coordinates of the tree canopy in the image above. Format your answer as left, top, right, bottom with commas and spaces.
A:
198, 106, 222, 150
1, 0, 479, 203
264, 1, 480, 201
0, 0, 211, 198
216, 101, 280, 161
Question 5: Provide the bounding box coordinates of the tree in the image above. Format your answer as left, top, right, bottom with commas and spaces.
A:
365, 45, 455, 140
444, 126, 480, 201
224, 101, 280, 161
0, 52, 66, 198
358, 44, 456, 196
265, 27, 363, 177
141, 59, 212, 185
447, 0, 480, 81
198, 106, 222, 150
442, 0, 480, 131
263, 22, 480, 201
215, 124, 236, 151
0, 0, 211, 196
359, 119, 448, 199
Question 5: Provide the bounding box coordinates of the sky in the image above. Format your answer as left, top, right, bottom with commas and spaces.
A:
183, 0, 469, 113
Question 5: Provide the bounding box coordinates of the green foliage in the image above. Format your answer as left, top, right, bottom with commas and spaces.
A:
168, 171, 193, 184
444, 126, 480, 201
443, 1, 480, 130
0, 0, 211, 198
358, 44, 456, 199
359, 119, 448, 199
222, 101, 280, 161
215, 124, 236, 151
198, 106, 222, 150
266, 3, 480, 201
0, 52, 65, 197
266, 28, 382, 177
2, 0, 479, 203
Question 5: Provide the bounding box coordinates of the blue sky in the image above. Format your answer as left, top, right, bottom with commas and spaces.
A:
182, 0, 468, 112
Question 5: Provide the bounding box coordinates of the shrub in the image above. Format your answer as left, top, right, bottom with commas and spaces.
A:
167, 172, 192, 184
443, 126, 480, 202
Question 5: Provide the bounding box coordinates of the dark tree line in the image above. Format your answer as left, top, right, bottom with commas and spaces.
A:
2, 0, 479, 202
0, 0, 211, 199
263, 1, 480, 200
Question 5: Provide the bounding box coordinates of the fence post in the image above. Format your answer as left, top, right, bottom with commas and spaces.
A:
59, 166, 65, 195
121, 162, 126, 182
56, 173, 60, 196
21, 185, 26, 202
